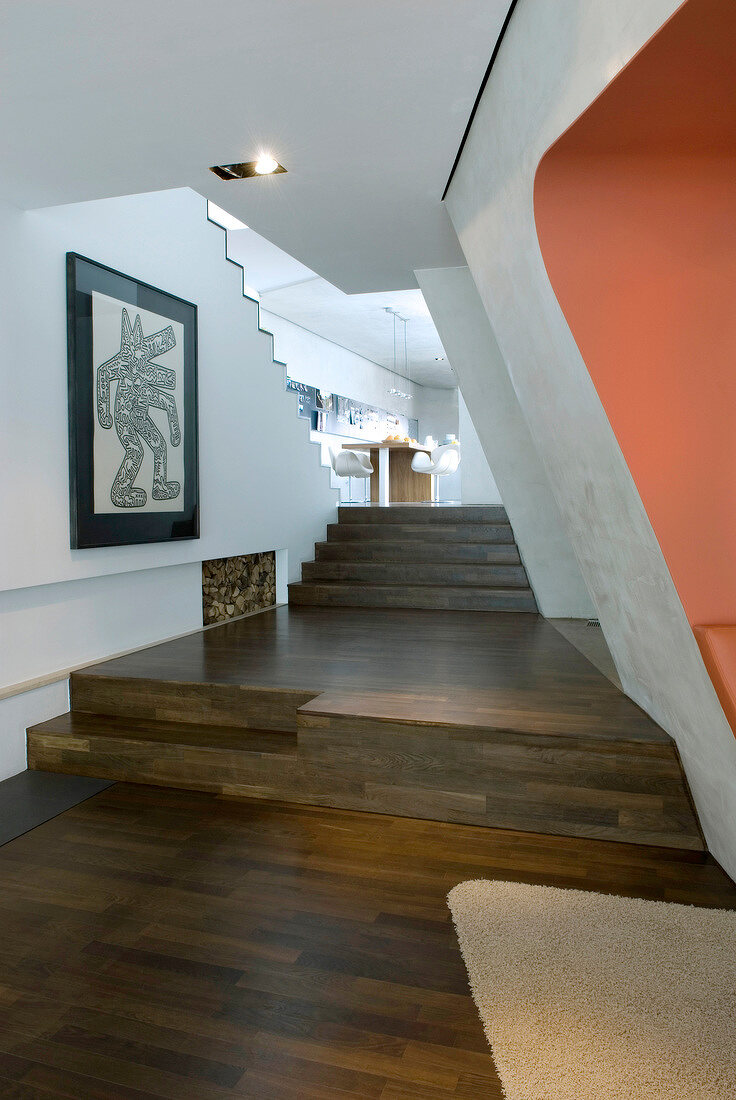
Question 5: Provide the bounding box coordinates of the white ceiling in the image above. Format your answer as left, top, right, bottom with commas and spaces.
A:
0, 0, 509, 293
222, 220, 454, 387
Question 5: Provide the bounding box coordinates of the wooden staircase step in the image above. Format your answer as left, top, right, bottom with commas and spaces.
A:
314, 540, 522, 564
28, 712, 298, 795
24, 608, 705, 853
30, 711, 297, 754
288, 581, 538, 611
327, 522, 515, 544
337, 504, 508, 524
71, 673, 317, 732
297, 689, 675, 748
302, 560, 530, 587
25, 698, 704, 853
296, 694, 705, 852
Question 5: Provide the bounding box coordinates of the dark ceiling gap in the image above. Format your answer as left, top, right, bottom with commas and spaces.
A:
441, 0, 519, 201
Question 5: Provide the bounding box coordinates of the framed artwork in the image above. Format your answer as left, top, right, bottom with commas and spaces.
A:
67, 253, 199, 548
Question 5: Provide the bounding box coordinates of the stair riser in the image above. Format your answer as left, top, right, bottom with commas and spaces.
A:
296, 721, 702, 849
337, 505, 508, 525
328, 523, 515, 543
25, 713, 703, 851
288, 584, 537, 612
302, 562, 530, 587
71, 674, 316, 731
28, 731, 299, 797
315, 542, 521, 564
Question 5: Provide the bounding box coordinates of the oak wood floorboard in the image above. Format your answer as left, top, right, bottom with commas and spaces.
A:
0, 785, 733, 1097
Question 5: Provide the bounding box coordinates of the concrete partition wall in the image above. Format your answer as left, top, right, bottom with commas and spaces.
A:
417, 266, 593, 617
445, 0, 736, 876
458, 393, 502, 507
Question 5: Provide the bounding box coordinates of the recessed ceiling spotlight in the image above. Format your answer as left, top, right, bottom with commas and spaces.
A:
254, 154, 279, 175
209, 158, 287, 181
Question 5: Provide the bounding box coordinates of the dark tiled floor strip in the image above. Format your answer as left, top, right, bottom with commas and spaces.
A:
0, 769, 112, 847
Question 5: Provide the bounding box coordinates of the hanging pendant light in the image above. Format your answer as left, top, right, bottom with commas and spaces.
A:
385, 307, 411, 400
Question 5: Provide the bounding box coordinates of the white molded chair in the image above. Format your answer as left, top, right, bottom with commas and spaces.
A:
411, 444, 460, 501
329, 447, 373, 502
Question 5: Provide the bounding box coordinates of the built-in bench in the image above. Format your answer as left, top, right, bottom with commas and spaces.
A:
693, 625, 736, 735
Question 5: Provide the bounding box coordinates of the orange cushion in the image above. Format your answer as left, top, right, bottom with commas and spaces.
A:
693, 625, 736, 735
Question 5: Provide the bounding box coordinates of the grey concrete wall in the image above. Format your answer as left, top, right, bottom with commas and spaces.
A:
458, 392, 502, 506
444, 0, 736, 877
417, 265, 593, 617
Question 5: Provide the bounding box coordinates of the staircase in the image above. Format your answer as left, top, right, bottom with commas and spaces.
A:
288, 505, 537, 611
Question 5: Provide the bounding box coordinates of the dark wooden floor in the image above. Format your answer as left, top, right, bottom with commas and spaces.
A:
0, 783, 734, 1099
76, 606, 665, 743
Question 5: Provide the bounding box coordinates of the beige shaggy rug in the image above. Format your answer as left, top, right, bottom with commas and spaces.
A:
448, 880, 736, 1100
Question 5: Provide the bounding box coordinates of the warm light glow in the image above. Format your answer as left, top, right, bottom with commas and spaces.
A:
254, 154, 279, 175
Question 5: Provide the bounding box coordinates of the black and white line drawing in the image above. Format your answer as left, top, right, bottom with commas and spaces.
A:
96, 307, 182, 508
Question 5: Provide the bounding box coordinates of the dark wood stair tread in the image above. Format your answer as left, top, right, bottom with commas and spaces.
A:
337, 504, 508, 524
288, 582, 538, 611
290, 581, 534, 594
328, 523, 515, 543
302, 561, 530, 586
314, 540, 522, 563
297, 689, 674, 748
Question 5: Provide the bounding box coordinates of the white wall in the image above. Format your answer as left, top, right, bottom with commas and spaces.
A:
262, 309, 423, 424
458, 393, 501, 505
0, 186, 337, 777
445, 0, 736, 878
0, 565, 202, 692
0, 683, 71, 782
413, 384, 458, 446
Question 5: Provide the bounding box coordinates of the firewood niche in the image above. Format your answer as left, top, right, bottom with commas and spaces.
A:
202, 552, 276, 625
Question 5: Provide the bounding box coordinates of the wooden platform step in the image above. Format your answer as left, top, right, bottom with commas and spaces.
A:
26, 694, 705, 854
70, 673, 317, 732
288, 581, 538, 611
302, 560, 530, 587
314, 540, 522, 564
28, 712, 298, 797
337, 504, 509, 524
327, 522, 515, 544
296, 692, 705, 852
27, 607, 703, 852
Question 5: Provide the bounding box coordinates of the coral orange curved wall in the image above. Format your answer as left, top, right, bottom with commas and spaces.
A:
535, 0, 736, 634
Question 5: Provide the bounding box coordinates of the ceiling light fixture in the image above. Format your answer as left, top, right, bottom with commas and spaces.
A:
385, 307, 412, 401
209, 157, 287, 181
254, 154, 279, 175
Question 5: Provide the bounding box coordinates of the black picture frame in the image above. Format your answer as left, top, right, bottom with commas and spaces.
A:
67, 253, 199, 549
